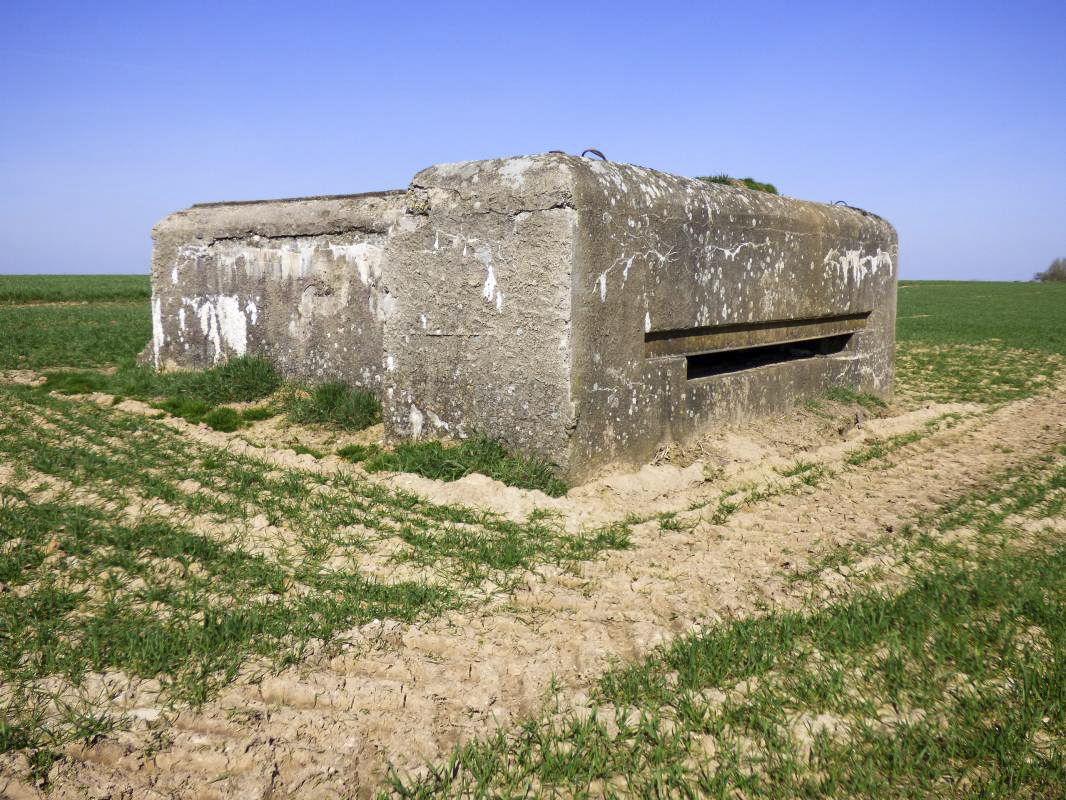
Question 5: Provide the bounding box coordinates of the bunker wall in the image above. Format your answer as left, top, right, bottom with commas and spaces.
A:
378, 155, 896, 481
147, 191, 407, 387
149, 154, 897, 485
379, 159, 579, 470
567, 160, 897, 477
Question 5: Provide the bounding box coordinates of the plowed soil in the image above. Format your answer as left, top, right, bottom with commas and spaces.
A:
2, 379, 1065, 800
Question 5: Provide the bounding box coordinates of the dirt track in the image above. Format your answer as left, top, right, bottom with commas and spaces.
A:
3, 382, 1065, 799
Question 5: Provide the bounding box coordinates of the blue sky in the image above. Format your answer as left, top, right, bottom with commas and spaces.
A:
1, 0, 1063, 279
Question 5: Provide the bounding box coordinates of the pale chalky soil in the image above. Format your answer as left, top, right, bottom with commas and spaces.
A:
1, 381, 1064, 799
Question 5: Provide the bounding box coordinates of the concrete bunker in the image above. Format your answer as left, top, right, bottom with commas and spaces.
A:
148, 191, 409, 387
148, 154, 897, 483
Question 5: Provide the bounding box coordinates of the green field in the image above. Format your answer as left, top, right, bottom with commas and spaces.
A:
0, 303, 151, 370
895, 281, 1066, 405
898, 280, 1066, 353
0, 274, 150, 305
1, 275, 1064, 795
0, 274, 152, 370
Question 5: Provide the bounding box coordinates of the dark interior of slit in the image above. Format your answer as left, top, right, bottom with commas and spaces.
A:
686, 333, 853, 380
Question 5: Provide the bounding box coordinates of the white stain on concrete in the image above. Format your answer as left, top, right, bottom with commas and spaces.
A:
826, 248, 893, 283
498, 157, 536, 189
216, 296, 247, 356
482, 264, 497, 303
474, 244, 502, 310
183, 294, 249, 362
151, 296, 164, 368
409, 404, 424, 438
209, 238, 384, 286
328, 241, 383, 285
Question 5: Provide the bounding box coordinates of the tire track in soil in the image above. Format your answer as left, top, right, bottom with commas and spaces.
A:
7, 383, 1066, 800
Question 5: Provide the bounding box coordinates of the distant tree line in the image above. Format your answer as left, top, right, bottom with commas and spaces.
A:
1034, 257, 1066, 282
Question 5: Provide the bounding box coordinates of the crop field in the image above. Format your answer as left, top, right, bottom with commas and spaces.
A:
1, 278, 1064, 798
0, 275, 150, 306
0, 276, 152, 370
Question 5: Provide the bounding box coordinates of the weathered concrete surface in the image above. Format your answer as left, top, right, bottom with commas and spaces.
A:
380, 159, 579, 468
380, 155, 896, 480
145, 191, 408, 387
150, 154, 896, 482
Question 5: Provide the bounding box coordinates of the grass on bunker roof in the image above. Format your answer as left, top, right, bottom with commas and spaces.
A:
697, 175, 780, 194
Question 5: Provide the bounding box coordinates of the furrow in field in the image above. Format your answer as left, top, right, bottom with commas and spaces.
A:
0, 393, 503, 548
0, 399, 562, 588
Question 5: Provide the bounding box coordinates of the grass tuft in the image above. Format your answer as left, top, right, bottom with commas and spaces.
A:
43, 356, 282, 406
363, 436, 569, 497
41, 356, 284, 429
240, 406, 278, 423
337, 443, 383, 463
156, 395, 214, 424
196, 357, 283, 404
286, 382, 382, 431
697, 174, 779, 194
203, 407, 242, 432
